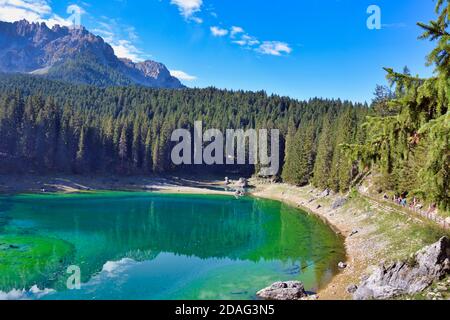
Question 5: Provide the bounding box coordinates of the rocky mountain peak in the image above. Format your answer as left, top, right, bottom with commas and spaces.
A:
0, 19, 184, 88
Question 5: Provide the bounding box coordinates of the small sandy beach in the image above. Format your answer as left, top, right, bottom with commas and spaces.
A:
0, 174, 235, 196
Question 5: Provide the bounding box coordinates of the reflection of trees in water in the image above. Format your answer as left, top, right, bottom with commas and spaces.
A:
135, 197, 269, 260
103, 196, 344, 271
245, 200, 345, 286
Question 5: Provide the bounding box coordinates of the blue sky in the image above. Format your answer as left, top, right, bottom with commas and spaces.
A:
0, 0, 439, 102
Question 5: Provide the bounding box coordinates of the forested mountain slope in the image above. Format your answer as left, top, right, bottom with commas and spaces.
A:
0, 20, 183, 88
0, 73, 368, 194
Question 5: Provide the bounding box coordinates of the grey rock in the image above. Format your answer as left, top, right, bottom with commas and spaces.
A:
347, 284, 358, 294
318, 189, 330, 198
237, 178, 248, 188
119, 58, 183, 88
257, 281, 308, 300
349, 229, 359, 237
436, 285, 448, 292
354, 237, 450, 300
332, 197, 347, 210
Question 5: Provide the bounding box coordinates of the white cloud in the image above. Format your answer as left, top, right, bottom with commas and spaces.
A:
125, 26, 139, 41
0, 0, 83, 27
0, 5, 42, 22
92, 28, 114, 42
230, 26, 244, 38
163, 2, 292, 57
257, 41, 292, 56
170, 0, 202, 22
233, 35, 259, 47
170, 70, 197, 81
210, 26, 228, 37
233, 40, 246, 46
240, 34, 259, 46
190, 16, 203, 24
111, 39, 145, 62
210, 23, 290, 57
92, 17, 150, 62
44, 16, 72, 28
0, 0, 51, 15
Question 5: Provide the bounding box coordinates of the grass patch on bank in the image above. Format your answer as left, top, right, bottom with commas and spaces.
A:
350, 193, 449, 262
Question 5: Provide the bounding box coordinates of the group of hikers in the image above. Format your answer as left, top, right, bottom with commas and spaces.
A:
383, 193, 438, 216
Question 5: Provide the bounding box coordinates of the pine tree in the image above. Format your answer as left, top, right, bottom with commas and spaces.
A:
153, 120, 173, 173
282, 123, 315, 186
34, 98, 59, 170
143, 128, 153, 173
132, 121, 142, 171
417, 113, 449, 209
55, 106, 73, 172
281, 118, 297, 182
118, 125, 129, 173
102, 117, 115, 171
20, 96, 40, 166
330, 107, 356, 192
312, 114, 334, 189
152, 138, 162, 173
76, 126, 88, 173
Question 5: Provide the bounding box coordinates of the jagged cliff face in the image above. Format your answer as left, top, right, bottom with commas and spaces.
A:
0, 20, 184, 88
119, 58, 183, 89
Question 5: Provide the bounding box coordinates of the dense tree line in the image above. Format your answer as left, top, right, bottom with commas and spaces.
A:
0, 74, 367, 194
282, 102, 367, 192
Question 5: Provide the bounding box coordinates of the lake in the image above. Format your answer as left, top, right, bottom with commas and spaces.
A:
0, 192, 345, 300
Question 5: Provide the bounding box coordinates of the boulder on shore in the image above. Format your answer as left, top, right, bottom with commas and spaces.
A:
257, 281, 308, 300
354, 237, 450, 300
318, 189, 330, 198
238, 178, 249, 188
332, 197, 347, 210
347, 284, 358, 294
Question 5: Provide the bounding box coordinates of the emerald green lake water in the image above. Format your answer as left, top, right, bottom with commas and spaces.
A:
0, 192, 345, 300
